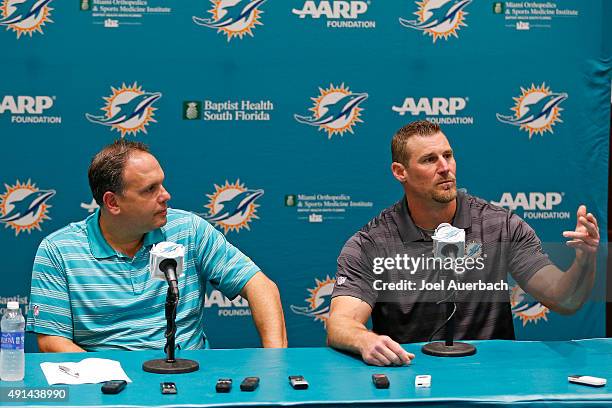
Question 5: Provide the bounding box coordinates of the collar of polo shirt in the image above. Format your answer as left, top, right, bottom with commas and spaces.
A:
394, 190, 472, 243
86, 209, 165, 259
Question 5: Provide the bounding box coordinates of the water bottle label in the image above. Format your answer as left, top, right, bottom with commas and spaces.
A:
1, 332, 25, 350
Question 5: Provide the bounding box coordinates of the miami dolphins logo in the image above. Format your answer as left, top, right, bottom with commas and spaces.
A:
496, 83, 567, 138
294, 83, 368, 139
510, 285, 549, 326
0, 0, 53, 38
85, 83, 161, 137
204, 180, 263, 233
0, 180, 55, 236
193, 0, 266, 41
290, 276, 336, 326
399, 0, 471, 43
465, 240, 482, 258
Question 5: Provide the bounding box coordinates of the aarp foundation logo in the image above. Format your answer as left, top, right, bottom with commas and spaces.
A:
399, 0, 471, 43
0, 0, 53, 38
193, 0, 266, 41
204, 180, 263, 234
0, 180, 55, 235
294, 83, 368, 139
510, 285, 549, 326
290, 276, 335, 326
85, 83, 162, 137
496, 83, 567, 138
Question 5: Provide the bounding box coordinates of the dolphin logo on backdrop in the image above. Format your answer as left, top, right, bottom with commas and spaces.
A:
399, 0, 471, 43
496, 83, 567, 138
510, 285, 549, 326
85, 83, 162, 137
193, 0, 267, 41
294, 83, 368, 139
290, 276, 336, 326
0, 0, 54, 38
203, 180, 263, 234
0, 180, 55, 235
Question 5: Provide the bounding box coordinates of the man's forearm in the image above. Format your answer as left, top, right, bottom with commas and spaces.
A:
326, 314, 371, 355
37, 334, 86, 353
558, 253, 597, 311
242, 273, 288, 348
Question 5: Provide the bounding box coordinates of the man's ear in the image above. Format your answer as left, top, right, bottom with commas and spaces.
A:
102, 191, 121, 215
391, 162, 408, 183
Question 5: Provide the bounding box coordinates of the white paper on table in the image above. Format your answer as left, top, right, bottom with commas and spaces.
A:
40, 358, 132, 385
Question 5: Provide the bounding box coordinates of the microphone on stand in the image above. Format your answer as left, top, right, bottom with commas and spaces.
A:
159, 258, 179, 298
143, 242, 199, 374
421, 223, 476, 357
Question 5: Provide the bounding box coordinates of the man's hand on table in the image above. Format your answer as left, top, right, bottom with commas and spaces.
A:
360, 332, 415, 366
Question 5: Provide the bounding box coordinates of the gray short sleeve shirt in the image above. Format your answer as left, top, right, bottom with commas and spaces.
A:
332, 191, 552, 343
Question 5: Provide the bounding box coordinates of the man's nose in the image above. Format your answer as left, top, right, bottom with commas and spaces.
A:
438, 157, 450, 173
159, 185, 171, 202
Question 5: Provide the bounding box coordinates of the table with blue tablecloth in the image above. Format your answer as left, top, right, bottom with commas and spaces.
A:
3, 339, 611, 407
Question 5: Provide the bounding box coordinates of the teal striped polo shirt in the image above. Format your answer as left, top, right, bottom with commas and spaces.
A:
26, 208, 259, 351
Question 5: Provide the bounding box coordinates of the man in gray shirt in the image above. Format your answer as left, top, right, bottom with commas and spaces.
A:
327, 120, 599, 366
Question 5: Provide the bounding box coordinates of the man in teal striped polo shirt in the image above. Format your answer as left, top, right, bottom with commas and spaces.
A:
27, 140, 287, 352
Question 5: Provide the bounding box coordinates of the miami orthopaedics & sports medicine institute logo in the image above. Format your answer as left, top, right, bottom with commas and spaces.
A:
203, 180, 264, 234
510, 285, 549, 326
399, 0, 471, 43
496, 83, 567, 138
85, 82, 162, 137
0, 0, 53, 38
294, 83, 368, 139
290, 276, 336, 326
193, 0, 266, 41
0, 180, 55, 236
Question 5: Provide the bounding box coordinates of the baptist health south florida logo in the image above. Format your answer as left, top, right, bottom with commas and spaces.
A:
290, 276, 336, 326
399, 0, 471, 43
85, 83, 162, 137
496, 83, 567, 138
292, 1, 375, 29
294, 83, 368, 138
192, 0, 266, 41
510, 284, 548, 326
0, 180, 55, 236
203, 180, 264, 234
0, 0, 53, 38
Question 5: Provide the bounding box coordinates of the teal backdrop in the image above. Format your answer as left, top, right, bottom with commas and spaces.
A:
0, 0, 610, 351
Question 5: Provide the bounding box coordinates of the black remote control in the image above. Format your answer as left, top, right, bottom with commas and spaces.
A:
240, 376, 260, 391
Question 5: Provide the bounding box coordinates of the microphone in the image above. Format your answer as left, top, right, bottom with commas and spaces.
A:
432, 223, 465, 263
159, 258, 179, 297
143, 241, 200, 374
421, 223, 476, 357
150, 242, 185, 298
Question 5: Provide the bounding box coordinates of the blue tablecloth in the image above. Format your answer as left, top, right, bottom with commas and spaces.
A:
3, 339, 611, 407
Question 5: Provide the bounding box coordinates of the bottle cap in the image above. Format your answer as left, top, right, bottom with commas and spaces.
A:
6, 301, 19, 310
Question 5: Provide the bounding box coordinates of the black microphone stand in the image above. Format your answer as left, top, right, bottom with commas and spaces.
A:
143, 259, 200, 374
422, 252, 476, 357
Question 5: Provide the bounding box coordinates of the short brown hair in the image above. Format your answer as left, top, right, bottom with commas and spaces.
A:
391, 120, 441, 165
88, 140, 150, 206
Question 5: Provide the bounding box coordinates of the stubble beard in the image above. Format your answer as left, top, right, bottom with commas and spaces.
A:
431, 186, 457, 203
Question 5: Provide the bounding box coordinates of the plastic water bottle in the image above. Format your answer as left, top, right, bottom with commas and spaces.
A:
1, 302, 25, 381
